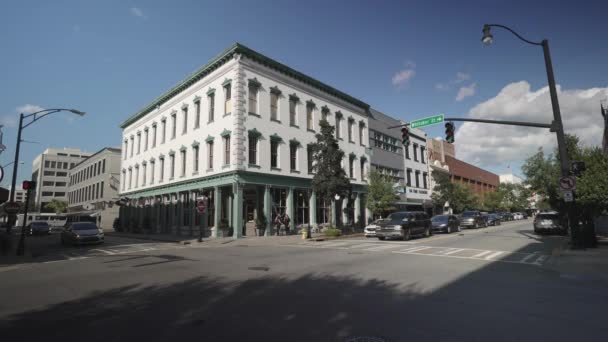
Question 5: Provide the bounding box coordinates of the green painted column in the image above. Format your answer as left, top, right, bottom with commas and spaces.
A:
232, 182, 243, 238
190, 191, 196, 237
331, 199, 336, 227
354, 192, 361, 228
228, 191, 233, 230
310, 190, 317, 226
177, 193, 184, 235
168, 194, 175, 234
264, 185, 272, 236
213, 186, 221, 238
287, 187, 295, 234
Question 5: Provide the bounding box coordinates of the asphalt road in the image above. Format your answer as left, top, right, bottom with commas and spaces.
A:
1, 219, 606, 342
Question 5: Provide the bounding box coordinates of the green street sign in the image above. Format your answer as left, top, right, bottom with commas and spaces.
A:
409, 114, 444, 129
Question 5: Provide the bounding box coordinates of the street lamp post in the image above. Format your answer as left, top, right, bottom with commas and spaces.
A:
7, 108, 85, 240
481, 24, 577, 246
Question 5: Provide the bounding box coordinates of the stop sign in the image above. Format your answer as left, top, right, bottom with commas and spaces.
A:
196, 196, 208, 214
4, 201, 20, 214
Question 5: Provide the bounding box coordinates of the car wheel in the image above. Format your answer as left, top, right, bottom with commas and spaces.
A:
378, 236, 385, 241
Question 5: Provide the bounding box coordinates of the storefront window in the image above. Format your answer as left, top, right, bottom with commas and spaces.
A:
271, 188, 287, 224
316, 197, 331, 224
295, 189, 309, 226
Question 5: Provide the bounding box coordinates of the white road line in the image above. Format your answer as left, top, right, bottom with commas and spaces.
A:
484, 251, 504, 260
317, 242, 352, 248
442, 248, 465, 255
533, 255, 548, 265
520, 252, 539, 263
471, 250, 494, 258
364, 244, 402, 251
397, 246, 431, 253
348, 243, 381, 249
91, 249, 116, 255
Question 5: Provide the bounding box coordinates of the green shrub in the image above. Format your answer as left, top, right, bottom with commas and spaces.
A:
324, 228, 342, 237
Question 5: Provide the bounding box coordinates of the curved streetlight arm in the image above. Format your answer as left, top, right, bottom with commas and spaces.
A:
22, 108, 84, 130
484, 24, 543, 46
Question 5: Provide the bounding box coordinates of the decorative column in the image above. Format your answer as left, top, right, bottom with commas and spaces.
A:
309, 190, 317, 227
331, 199, 336, 227
287, 187, 295, 233
212, 186, 221, 238
228, 191, 233, 229
232, 54, 247, 170
354, 193, 361, 228
168, 193, 175, 234
232, 182, 243, 238
190, 191, 196, 237
263, 185, 272, 236
342, 198, 348, 227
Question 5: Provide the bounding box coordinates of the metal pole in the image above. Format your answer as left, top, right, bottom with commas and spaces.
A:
16, 184, 31, 256
542, 39, 577, 246
8, 114, 24, 234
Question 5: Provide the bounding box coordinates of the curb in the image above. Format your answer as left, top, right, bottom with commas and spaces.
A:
106, 233, 196, 244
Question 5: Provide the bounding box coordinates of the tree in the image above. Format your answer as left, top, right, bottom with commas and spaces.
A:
44, 199, 68, 214
366, 169, 397, 218
431, 171, 477, 213
311, 119, 351, 205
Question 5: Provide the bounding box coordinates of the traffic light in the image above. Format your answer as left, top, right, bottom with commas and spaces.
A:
22, 180, 36, 191
445, 122, 455, 143
401, 127, 410, 146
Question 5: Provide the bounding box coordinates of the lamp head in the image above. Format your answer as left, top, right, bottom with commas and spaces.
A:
482, 25, 493, 45
69, 109, 86, 116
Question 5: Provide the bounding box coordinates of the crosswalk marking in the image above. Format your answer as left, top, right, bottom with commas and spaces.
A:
348, 243, 381, 249
471, 250, 494, 258
403, 246, 433, 253
91, 249, 116, 255
363, 244, 401, 251
533, 255, 548, 265
318, 242, 352, 248
398, 246, 431, 253
442, 248, 465, 255
484, 251, 504, 260
520, 252, 539, 263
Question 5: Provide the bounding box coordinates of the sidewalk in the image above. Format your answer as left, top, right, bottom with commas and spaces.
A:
547, 236, 608, 282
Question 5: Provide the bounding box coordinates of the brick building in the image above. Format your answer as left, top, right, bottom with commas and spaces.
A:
444, 156, 499, 198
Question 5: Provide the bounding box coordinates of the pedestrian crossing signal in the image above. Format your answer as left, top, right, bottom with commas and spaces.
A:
445, 122, 455, 143
22, 180, 36, 191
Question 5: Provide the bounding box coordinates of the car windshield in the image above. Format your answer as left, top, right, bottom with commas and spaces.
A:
386, 213, 409, 222
72, 223, 98, 230
432, 215, 449, 222
462, 211, 477, 217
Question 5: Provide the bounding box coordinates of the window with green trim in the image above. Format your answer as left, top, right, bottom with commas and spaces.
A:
306, 105, 314, 130
290, 144, 297, 171
248, 84, 258, 115
223, 136, 230, 165
289, 97, 297, 126
194, 100, 201, 129
171, 112, 176, 139
193, 145, 199, 172
180, 149, 186, 177
208, 93, 215, 122
207, 141, 214, 169
224, 84, 232, 115
170, 154, 175, 179
271, 139, 279, 168
182, 107, 188, 134
270, 92, 279, 121
248, 134, 258, 165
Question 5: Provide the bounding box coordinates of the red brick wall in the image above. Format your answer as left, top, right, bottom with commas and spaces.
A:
445, 156, 499, 198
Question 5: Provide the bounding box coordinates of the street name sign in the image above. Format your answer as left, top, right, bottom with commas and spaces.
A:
409, 114, 444, 129
559, 176, 576, 191
563, 190, 574, 202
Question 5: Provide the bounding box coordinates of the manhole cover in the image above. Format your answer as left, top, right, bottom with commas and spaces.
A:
248, 266, 270, 271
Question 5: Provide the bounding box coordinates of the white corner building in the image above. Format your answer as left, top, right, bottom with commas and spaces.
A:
119, 43, 372, 238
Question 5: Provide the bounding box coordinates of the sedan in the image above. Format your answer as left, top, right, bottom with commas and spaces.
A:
486, 214, 502, 226
364, 220, 381, 237
61, 222, 105, 245
431, 215, 461, 233
28, 221, 51, 235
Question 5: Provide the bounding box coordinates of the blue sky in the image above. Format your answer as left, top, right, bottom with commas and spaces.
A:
1, 0, 607, 186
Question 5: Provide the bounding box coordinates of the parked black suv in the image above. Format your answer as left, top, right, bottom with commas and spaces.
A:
375, 211, 432, 241
459, 210, 487, 229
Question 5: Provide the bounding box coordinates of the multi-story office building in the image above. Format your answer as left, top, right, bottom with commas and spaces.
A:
31, 148, 91, 212
368, 109, 431, 213
67, 147, 121, 230
9, 187, 26, 204
119, 43, 371, 238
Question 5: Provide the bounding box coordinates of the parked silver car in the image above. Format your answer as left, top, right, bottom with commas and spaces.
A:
364, 220, 381, 237
61, 222, 104, 245
533, 212, 565, 234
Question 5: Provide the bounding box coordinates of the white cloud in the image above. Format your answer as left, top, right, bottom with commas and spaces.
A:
455, 83, 476, 101
130, 7, 145, 18
392, 69, 416, 86
0, 115, 17, 127
455, 81, 608, 169
455, 72, 471, 83
435, 83, 449, 91
17, 104, 44, 114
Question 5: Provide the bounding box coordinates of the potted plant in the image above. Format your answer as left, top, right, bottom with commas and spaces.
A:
255, 213, 268, 236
